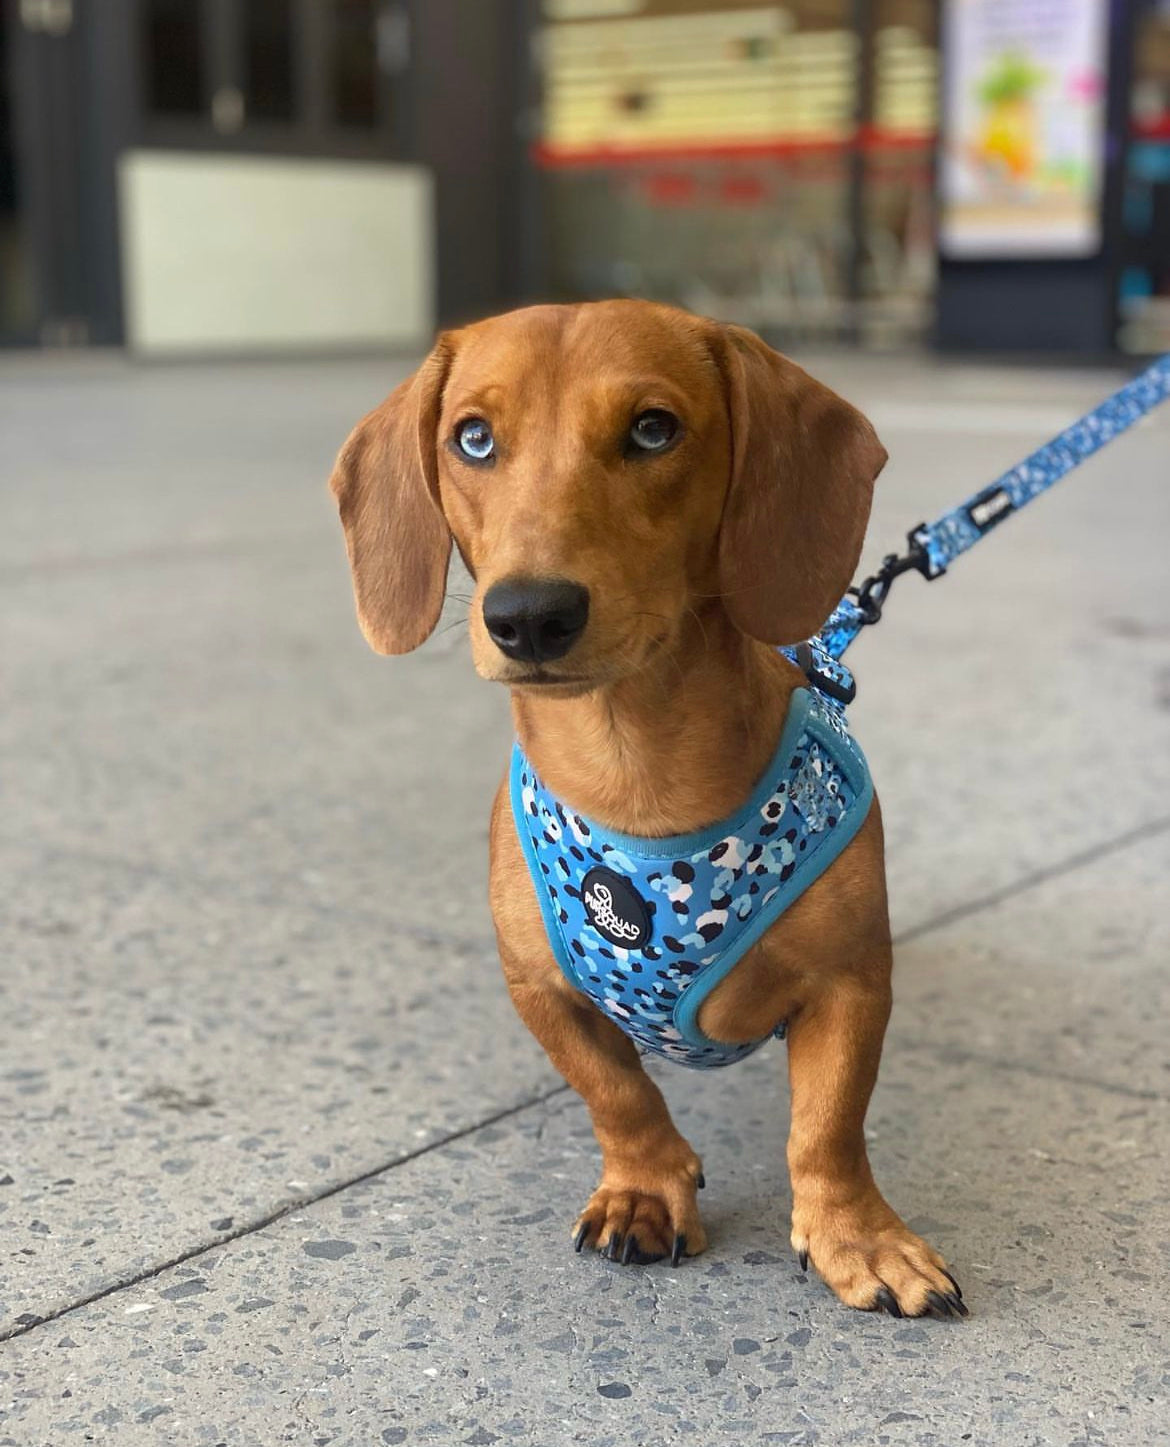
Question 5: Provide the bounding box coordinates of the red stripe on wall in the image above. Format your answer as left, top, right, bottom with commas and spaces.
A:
532, 129, 935, 168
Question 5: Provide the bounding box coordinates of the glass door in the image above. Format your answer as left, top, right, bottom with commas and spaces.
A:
1, 0, 89, 344
0, 5, 36, 342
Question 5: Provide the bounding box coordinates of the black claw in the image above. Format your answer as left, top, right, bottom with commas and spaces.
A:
621, 1234, 638, 1266
942, 1270, 964, 1301
875, 1285, 904, 1318
946, 1292, 970, 1318
696, 1172, 706, 1190
671, 1232, 687, 1267
573, 1222, 589, 1254
797, 1250, 809, 1273
606, 1232, 623, 1261
926, 1290, 955, 1318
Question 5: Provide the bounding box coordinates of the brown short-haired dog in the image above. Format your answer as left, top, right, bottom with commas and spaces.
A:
330, 300, 966, 1319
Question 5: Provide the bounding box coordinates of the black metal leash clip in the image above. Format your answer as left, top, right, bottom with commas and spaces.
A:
848, 525, 936, 627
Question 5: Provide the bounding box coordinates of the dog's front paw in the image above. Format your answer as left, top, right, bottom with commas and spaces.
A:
573, 1154, 706, 1266
792, 1197, 967, 1318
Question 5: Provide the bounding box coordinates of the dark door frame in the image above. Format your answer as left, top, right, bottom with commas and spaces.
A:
5, 0, 87, 342
3, 0, 136, 346
3, 0, 530, 347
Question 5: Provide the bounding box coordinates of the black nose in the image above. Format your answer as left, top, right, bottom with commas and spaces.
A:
482, 577, 590, 664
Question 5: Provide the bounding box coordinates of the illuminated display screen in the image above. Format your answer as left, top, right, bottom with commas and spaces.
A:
939, 0, 1109, 258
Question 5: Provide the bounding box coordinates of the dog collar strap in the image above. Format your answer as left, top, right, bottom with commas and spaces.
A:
509, 687, 873, 1070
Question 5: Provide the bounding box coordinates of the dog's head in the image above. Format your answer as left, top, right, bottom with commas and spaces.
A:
330, 301, 885, 693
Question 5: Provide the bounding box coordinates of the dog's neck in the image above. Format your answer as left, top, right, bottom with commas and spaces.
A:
511, 604, 799, 836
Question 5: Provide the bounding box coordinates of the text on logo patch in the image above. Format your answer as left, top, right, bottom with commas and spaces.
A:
967, 486, 1014, 532
581, 867, 651, 949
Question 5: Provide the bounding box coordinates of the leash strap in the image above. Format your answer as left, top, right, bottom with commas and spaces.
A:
813, 352, 1170, 665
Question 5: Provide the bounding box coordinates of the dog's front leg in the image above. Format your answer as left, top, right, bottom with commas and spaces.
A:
490, 790, 705, 1266
507, 969, 706, 1265
786, 977, 966, 1317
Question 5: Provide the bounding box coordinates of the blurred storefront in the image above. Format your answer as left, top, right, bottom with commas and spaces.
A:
0, 0, 1167, 355
534, 0, 1170, 356
534, 0, 937, 349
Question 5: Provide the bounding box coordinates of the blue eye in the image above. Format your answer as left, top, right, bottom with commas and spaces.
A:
629, 409, 679, 453
457, 417, 494, 461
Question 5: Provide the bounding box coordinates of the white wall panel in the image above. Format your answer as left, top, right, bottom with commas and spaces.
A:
119, 151, 433, 355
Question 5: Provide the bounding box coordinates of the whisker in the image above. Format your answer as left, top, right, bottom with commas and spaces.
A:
685, 605, 709, 654
687, 577, 786, 604
434, 614, 470, 638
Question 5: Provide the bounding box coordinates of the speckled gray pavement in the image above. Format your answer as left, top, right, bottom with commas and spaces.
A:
2, 351, 1168, 1446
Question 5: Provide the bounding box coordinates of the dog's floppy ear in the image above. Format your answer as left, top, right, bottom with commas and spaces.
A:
329, 341, 453, 655
709, 323, 887, 645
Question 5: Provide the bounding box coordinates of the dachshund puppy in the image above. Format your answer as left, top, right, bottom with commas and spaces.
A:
330, 301, 965, 1318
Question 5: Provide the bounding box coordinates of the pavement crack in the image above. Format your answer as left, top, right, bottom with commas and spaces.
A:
640, 1271, 662, 1329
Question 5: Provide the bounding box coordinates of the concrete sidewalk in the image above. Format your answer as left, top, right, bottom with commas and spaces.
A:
2, 352, 1168, 1446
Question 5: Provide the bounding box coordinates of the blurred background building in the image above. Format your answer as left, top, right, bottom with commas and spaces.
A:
1, 0, 1168, 358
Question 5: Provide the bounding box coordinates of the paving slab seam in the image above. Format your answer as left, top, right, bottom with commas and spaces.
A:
10, 809, 1170, 970
895, 1040, 1167, 1103
894, 812, 1170, 946
0, 531, 325, 584
4, 812, 1165, 1347
5, 840, 499, 959
0, 1083, 572, 1347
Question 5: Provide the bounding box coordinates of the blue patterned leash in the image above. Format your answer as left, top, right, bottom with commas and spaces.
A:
794, 353, 1170, 699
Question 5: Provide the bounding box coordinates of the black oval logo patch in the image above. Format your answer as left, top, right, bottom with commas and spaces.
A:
582, 867, 651, 950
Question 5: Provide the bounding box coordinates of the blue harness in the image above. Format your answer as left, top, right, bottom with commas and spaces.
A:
512, 678, 870, 1068
510, 353, 1170, 1071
